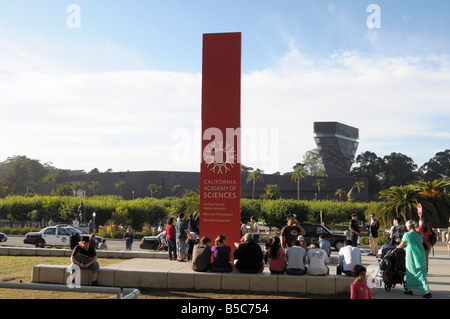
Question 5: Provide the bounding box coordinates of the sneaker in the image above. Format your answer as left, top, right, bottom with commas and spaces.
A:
423, 293, 432, 299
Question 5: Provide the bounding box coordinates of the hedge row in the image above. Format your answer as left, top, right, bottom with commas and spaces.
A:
0, 195, 381, 231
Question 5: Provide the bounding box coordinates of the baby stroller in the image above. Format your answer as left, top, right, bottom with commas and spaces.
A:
377, 244, 407, 292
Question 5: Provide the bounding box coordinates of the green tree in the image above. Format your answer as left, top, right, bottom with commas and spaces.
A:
261, 184, 281, 200
377, 185, 418, 227
290, 166, 306, 200
147, 184, 162, 198
335, 188, 345, 202
246, 169, 263, 200
413, 178, 450, 226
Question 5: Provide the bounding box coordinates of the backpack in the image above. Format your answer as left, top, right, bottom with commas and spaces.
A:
429, 228, 437, 246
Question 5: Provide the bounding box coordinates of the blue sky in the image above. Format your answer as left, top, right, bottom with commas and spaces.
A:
0, 0, 449, 174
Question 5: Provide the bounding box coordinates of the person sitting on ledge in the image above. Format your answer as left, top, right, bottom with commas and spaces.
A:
190, 236, 212, 272
306, 242, 329, 275
337, 240, 361, 276
70, 235, 100, 285
285, 240, 307, 275
233, 233, 264, 273
211, 234, 233, 272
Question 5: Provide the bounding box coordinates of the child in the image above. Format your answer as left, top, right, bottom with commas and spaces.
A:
350, 265, 372, 299
98, 238, 107, 250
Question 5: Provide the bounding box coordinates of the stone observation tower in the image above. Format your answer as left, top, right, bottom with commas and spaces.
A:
313, 122, 359, 177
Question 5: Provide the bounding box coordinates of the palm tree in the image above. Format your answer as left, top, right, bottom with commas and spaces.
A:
261, 184, 281, 200
354, 181, 365, 193
313, 179, 325, 199
89, 181, 102, 196
114, 181, 128, 197
291, 166, 306, 200
377, 185, 418, 228
412, 178, 450, 226
246, 169, 263, 199
335, 188, 345, 202
147, 184, 162, 198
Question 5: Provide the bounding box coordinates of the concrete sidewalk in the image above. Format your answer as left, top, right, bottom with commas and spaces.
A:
108, 242, 450, 299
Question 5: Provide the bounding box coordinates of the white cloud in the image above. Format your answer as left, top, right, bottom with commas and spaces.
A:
0, 30, 448, 173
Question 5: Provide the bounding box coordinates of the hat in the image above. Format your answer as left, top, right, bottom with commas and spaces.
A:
80, 236, 90, 242
297, 235, 304, 241
351, 213, 357, 217
244, 233, 254, 240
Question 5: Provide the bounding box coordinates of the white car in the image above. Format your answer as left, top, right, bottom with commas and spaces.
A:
24, 225, 101, 248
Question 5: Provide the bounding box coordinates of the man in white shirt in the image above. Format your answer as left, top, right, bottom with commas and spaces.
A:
306, 243, 329, 275
337, 240, 362, 276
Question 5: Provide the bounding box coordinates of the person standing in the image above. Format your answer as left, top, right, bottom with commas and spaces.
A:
389, 217, 405, 246
165, 217, 176, 260
176, 213, 190, 262
366, 213, 379, 256
349, 213, 361, 247
397, 220, 432, 298
123, 228, 134, 250
280, 214, 306, 249
249, 216, 261, 243
416, 217, 437, 274
350, 265, 372, 299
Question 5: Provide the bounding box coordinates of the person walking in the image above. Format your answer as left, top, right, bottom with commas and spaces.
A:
249, 216, 261, 243
165, 217, 176, 260
366, 213, 379, 256
416, 217, 437, 273
397, 220, 432, 298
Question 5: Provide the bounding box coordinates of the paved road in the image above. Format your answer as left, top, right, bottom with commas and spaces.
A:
1, 234, 148, 251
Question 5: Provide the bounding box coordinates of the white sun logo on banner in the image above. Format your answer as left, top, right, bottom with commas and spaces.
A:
203, 140, 236, 174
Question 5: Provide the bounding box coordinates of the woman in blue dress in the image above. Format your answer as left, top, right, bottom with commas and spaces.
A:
397, 220, 432, 298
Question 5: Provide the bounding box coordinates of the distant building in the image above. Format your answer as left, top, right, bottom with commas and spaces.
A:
314, 122, 359, 177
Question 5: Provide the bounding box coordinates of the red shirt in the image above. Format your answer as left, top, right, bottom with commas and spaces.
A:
351, 280, 372, 299
417, 227, 435, 247
166, 224, 176, 239
269, 249, 286, 272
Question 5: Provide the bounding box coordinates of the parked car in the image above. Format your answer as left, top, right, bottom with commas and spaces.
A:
300, 223, 347, 251
140, 231, 167, 250
0, 232, 7, 243
24, 225, 102, 248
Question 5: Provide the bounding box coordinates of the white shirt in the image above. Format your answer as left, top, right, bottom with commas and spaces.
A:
338, 245, 362, 271
306, 248, 329, 275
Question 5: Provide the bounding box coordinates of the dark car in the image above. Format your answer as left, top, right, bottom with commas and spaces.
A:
0, 232, 7, 243
24, 225, 102, 248
300, 223, 347, 251
140, 231, 167, 250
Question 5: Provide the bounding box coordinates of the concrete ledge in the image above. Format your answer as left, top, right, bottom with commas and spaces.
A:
31, 264, 353, 295
0, 246, 166, 259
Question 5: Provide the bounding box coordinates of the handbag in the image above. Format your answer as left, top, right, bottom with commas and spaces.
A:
422, 241, 429, 251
